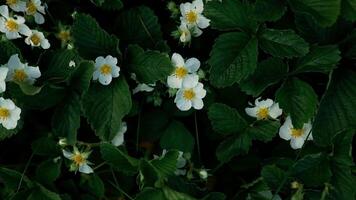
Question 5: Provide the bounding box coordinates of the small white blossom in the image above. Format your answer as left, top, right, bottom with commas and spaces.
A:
0, 5, 31, 39
0, 97, 21, 130
25, 0, 45, 24
111, 122, 127, 147
93, 55, 120, 85
174, 82, 206, 111
69, 60, 76, 68
3, 54, 41, 85
62, 147, 93, 174
6, 0, 26, 12
199, 169, 208, 179
0, 67, 8, 93
58, 138, 68, 147
167, 53, 200, 89
180, 0, 210, 32
245, 97, 283, 120
25, 30, 50, 49
178, 23, 191, 43
279, 116, 313, 149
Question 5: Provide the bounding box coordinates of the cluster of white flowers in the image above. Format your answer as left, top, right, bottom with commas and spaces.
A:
245, 97, 313, 150
0, 1, 50, 49
176, 0, 210, 44
167, 53, 206, 111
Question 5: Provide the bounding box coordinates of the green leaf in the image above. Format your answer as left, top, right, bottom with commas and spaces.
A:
16, 82, 43, 96
240, 57, 288, 97
259, 28, 309, 58
91, 0, 123, 10
261, 165, 287, 191
72, 13, 120, 59
208, 103, 248, 135
136, 188, 165, 200
294, 45, 341, 73
216, 133, 252, 163
139, 159, 159, 187
0, 118, 23, 141
332, 131, 354, 166
80, 174, 105, 198
163, 187, 196, 200
313, 69, 356, 145
160, 121, 195, 153
31, 137, 60, 156
100, 143, 139, 174
205, 0, 257, 32
69, 61, 95, 95
151, 150, 179, 178
288, 0, 341, 27
115, 6, 163, 48
341, 0, 356, 21
0, 40, 21, 63
248, 121, 280, 142
208, 32, 258, 87
291, 153, 332, 186
83, 78, 132, 141
202, 192, 226, 200
0, 167, 31, 189
276, 78, 318, 128
126, 45, 172, 84
36, 159, 62, 185
51, 93, 81, 145
254, 0, 286, 22
27, 184, 61, 200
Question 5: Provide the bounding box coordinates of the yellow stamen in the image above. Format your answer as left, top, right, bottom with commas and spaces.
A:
6, 19, 18, 32
6, 0, 17, 6
30, 34, 41, 46
0, 108, 10, 120
291, 128, 304, 138
175, 67, 187, 78
100, 64, 112, 75
183, 89, 195, 100
13, 69, 27, 82
72, 153, 85, 166
58, 30, 70, 43
257, 107, 269, 120
26, 1, 37, 15
186, 11, 198, 23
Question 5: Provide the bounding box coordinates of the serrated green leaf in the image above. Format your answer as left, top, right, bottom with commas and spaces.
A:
248, 121, 280, 142
208, 103, 248, 135
51, 93, 81, 145
254, 0, 286, 22
160, 121, 195, 153
240, 57, 288, 97
313, 69, 356, 146
0, 40, 21, 63
69, 61, 95, 95
276, 78, 318, 128
126, 45, 172, 84
259, 28, 309, 58
341, 0, 356, 21
36, 159, 62, 185
209, 32, 258, 87
100, 143, 139, 174
72, 13, 120, 59
261, 165, 287, 191
294, 45, 341, 73
151, 150, 179, 178
216, 133, 252, 163
205, 0, 257, 32
83, 78, 132, 141
288, 0, 341, 27
115, 6, 162, 48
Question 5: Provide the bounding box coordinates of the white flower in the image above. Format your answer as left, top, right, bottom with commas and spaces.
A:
0, 5, 31, 39
0, 67, 8, 93
62, 147, 93, 174
167, 53, 200, 89
6, 0, 26, 12
93, 55, 120, 85
58, 138, 68, 147
0, 97, 21, 130
161, 149, 187, 176
69, 60, 76, 68
133, 83, 155, 94
245, 97, 283, 120
279, 116, 313, 149
180, 0, 210, 31
178, 23, 191, 43
199, 169, 208, 179
25, 0, 45, 24
174, 82, 206, 111
111, 122, 127, 146
3, 54, 41, 85
25, 30, 50, 49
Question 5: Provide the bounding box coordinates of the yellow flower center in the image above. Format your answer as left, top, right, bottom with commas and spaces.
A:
6, 19, 18, 32
183, 89, 195, 100
100, 64, 112, 75
58, 30, 70, 43
257, 107, 269, 120
27, 1, 37, 15
30, 34, 41, 46
186, 11, 198, 23
0, 108, 10, 120
72, 153, 85, 166
291, 128, 304, 138
175, 67, 187, 78
13, 69, 27, 82
6, 0, 17, 6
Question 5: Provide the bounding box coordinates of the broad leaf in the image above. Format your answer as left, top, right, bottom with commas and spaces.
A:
80, 174, 105, 198
341, 0, 356, 21
160, 121, 195, 153
27, 184, 61, 200
254, 0, 286, 22
209, 32, 258, 87
83, 78, 132, 141
35, 159, 62, 185
151, 150, 179, 178
261, 165, 287, 191
276, 78, 318, 128
136, 188, 165, 200
0, 40, 21, 63
259, 28, 309, 58
248, 121, 280, 142
163, 187, 196, 200
69, 61, 95, 95
216, 133, 252, 163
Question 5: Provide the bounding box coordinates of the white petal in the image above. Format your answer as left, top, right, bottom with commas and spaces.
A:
176, 157, 187, 168
279, 117, 293, 141
245, 107, 258, 118
290, 137, 305, 149
193, 0, 204, 13
14, 15, 25, 24
180, 3, 192, 16
10, 2, 26, 12
11, 107, 21, 121
185, 58, 200, 73
0, 5, 9, 18
1, 119, 17, 129
62, 150, 73, 159
255, 98, 274, 108
193, 83, 206, 98
0, 81, 5, 93
6, 32, 21, 40
40, 38, 50, 49
192, 98, 204, 110
79, 164, 93, 174
182, 74, 199, 88
8, 54, 22, 69
111, 66, 120, 78
0, 67, 8, 80
34, 13, 45, 24
303, 122, 313, 140
171, 53, 185, 67
268, 103, 283, 119
167, 75, 182, 89
18, 24, 32, 36
105, 55, 118, 66
192, 26, 203, 37
95, 56, 105, 68
197, 15, 210, 29
0, 18, 6, 32
26, 66, 41, 79
99, 74, 112, 85
133, 83, 154, 94
92, 70, 100, 80
176, 98, 192, 111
